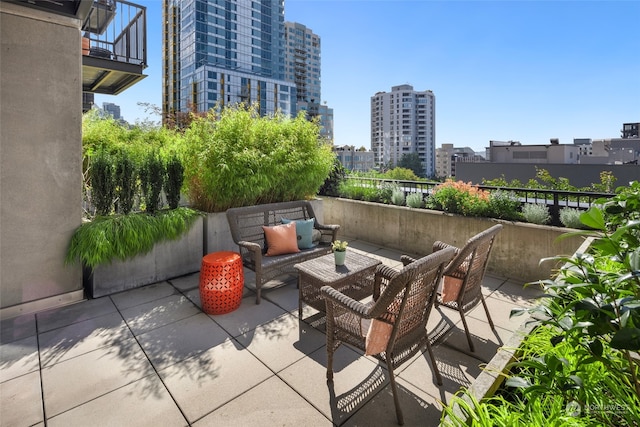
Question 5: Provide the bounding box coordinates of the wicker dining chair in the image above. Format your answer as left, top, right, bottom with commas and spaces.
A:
404, 224, 503, 352
321, 247, 456, 425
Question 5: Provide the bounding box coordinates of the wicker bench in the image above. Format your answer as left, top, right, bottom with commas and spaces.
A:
226, 200, 340, 304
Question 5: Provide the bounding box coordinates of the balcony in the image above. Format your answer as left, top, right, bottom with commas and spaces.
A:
82, 0, 147, 95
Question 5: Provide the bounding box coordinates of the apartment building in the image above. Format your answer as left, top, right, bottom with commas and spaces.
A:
371, 84, 436, 177
162, 0, 297, 121
334, 146, 375, 172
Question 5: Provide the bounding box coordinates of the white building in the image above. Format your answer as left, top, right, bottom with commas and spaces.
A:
371, 84, 436, 177
334, 146, 375, 172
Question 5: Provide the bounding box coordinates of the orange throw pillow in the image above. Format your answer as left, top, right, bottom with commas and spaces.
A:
262, 223, 301, 256
441, 276, 463, 303
364, 318, 393, 355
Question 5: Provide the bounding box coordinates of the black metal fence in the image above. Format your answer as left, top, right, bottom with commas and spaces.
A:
343, 176, 614, 226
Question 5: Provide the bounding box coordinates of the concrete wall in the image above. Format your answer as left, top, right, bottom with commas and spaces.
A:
1, 3, 83, 315
322, 197, 584, 283
456, 162, 639, 189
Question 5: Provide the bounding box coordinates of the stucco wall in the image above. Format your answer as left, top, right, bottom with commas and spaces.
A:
322, 197, 583, 283
1, 4, 82, 311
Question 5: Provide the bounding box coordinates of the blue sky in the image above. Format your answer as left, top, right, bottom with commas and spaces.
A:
96, 0, 640, 153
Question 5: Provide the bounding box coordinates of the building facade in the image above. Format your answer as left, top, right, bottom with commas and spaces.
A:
488, 140, 581, 164
102, 102, 122, 120
162, 0, 297, 122
334, 146, 375, 172
371, 84, 436, 177
284, 22, 334, 142
435, 144, 484, 178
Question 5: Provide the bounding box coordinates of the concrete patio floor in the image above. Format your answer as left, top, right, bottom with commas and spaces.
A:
0, 238, 544, 426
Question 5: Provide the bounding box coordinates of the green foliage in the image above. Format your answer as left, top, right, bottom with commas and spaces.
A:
90, 150, 115, 216
391, 188, 405, 206
384, 167, 420, 181
114, 150, 136, 214
164, 154, 184, 209
338, 180, 380, 202
397, 152, 424, 177
65, 207, 203, 268
487, 190, 521, 221
406, 192, 423, 208
182, 104, 334, 212
139, 151, 165, 214
427, 180, 490, 217
319, 157, 346, 197
522, 203, 551, 225
559, 207, 585, 229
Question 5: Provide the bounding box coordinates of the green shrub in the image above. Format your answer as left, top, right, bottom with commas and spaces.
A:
338, 180, 379, 201
377, 182, 399, 204
521, 203, 550, 224
66, 207, 202, 268
427, 180, 490, 217
559, 207, 584, 229
319, 157, 346, 197
90, 150, 115, 216
182, 105, 334, 212
114, 150, 136, 214
384, 167, 419, 181
442, 182, 640, 426
487, 190, 521, 221
406, 192, 423, 208
391, 188, 405, 206
164, 154, 184, 209
140, 151, 164, 214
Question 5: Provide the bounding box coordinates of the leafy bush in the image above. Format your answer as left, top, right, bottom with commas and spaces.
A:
319, 157, 346, 197
338, 180, 381, 202
114, 150, 136, 214
559, 207, 584, 229
66, 207, 202, 268
182, 105, 334, 212
90, 150, 114, 216
391, 188, 405, 206
427, 180, 490, 217
486, 190, 521, 221
377, 182, 400, 204
139, 151, 164, 214
521, 203, 550, 224
384, 167, 419, 181
406, 192, 423, 208
164, 154, 184, 209
442, 181, 640, 426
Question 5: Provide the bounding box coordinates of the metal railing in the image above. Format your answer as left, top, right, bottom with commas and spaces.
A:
343, 176, 614, 226
82, 0, 146, 67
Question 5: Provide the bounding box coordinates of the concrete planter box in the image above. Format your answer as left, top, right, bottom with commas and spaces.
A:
84, 216, 204, 298
321, 197, 584, 283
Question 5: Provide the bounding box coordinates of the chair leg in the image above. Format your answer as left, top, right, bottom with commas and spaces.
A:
425, 338, 443, 386
480, 294, 495, 329
386, 357, 404, 425
459, 309, 475, 352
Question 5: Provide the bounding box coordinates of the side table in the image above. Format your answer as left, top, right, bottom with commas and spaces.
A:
294, 251, 381, 318
199, 251, 244, 315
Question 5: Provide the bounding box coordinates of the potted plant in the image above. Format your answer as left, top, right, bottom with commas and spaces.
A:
332, 240, 348, 266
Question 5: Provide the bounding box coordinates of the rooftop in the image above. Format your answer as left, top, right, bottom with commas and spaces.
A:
0, 238, 542, 426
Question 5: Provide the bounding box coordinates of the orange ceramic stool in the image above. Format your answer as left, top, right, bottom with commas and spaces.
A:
199, 251, 244, 314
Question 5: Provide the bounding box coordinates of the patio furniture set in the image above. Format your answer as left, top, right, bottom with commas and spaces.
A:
198, 201, 504, 425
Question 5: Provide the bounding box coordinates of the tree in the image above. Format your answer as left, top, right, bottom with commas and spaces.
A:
398, 152, 424, 177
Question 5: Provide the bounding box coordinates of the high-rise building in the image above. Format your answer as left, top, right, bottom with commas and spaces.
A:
371, 84, 436, 177
102, 102, 122, 120
162, 0, 297, 123
284, 22, 334, 143
284, 22, 320, 104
